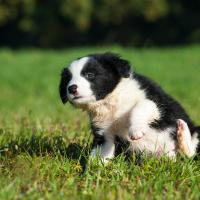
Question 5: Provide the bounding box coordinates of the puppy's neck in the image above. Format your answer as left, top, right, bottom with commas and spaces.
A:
85, 78, 145, 119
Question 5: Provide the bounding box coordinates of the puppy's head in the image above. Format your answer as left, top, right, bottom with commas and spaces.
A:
59, 52, 131, 106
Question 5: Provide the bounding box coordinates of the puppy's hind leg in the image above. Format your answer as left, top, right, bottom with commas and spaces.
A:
177, 119, 197, 157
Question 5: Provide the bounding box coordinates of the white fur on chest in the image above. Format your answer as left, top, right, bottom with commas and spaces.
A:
89, 78, 144, 131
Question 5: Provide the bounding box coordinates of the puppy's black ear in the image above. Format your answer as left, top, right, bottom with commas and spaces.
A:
101, 52, 131, 78
59, 68, 71, 104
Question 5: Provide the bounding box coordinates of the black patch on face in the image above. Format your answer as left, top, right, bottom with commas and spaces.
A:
90, 52, 131, 78
59, 68, 72, 104
81, 52, 131, 100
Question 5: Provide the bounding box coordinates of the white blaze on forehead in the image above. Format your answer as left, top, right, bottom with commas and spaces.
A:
69, 57, 89, 77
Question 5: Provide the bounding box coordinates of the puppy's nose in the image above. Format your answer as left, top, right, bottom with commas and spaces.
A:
68, 84, 78, 94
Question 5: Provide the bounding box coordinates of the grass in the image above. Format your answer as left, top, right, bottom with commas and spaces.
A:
0, 45, 200, 200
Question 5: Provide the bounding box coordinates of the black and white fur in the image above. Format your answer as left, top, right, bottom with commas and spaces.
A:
59, 53, 200, 162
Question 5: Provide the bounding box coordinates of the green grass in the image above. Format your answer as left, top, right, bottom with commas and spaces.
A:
0, 45, 200, 200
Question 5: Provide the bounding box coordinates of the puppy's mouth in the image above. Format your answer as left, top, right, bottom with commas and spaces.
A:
73, 96, 82, 100
69, 94, 96, 105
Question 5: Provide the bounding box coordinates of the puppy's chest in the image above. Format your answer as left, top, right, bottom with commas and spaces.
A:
91, 108, 131, 137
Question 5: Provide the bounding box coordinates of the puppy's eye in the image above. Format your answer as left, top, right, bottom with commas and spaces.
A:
85, 72, 95, 80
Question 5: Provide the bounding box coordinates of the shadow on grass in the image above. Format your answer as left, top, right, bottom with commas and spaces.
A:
0, 135, 89, 169
0, 135, 90, 172
0, 135, 154, 171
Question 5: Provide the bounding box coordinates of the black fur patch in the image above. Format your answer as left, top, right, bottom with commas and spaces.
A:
80, 52, 131, 100
90, 123, 105, 148
134, 73, 196, 136
90, 52, 131, 78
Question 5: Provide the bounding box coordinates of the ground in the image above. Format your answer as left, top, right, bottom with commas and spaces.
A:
0, 46, 200, 200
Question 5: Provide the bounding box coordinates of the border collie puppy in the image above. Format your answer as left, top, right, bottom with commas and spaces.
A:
59, 53, 200, 162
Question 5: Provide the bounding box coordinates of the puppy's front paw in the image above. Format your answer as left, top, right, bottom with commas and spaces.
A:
90, 147, 99, 159
90, 149, 111, 164
129, 128, 144, 141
